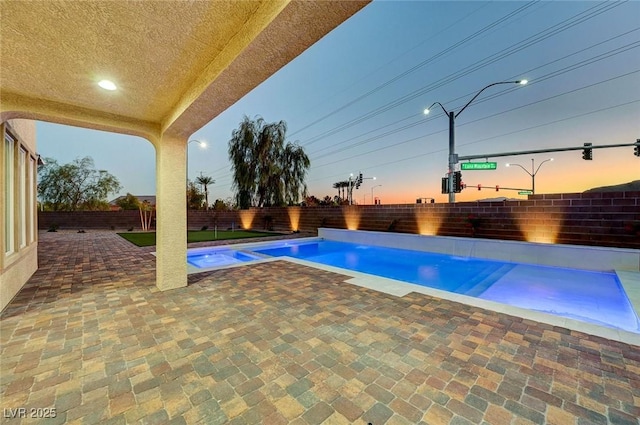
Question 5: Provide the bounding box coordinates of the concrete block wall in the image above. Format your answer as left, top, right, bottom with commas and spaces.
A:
38, 191, 640, 249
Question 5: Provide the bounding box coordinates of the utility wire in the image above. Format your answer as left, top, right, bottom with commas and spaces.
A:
306, 99, 640, 184
211, 67, 640, 186
311, 72, 639, 171
209, 2, 634, 187
297, 1, 625, 148
289, 1, 496, 132
211, 82, 640, 188
308, 43, 640, 163
289, 1, 542, 138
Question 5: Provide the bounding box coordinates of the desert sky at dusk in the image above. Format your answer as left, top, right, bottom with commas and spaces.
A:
36, 1, 639, 205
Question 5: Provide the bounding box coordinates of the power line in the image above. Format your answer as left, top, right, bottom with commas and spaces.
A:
297, 1, 625, 148
290, 1, 544, 140
307, 44, 640, 163
289, 1, 496, 134
305, 37, 618, 159
210, 62, 639, 188
209, 2, 636, 191
210, 69, 639, 188
306, 99, 640, 184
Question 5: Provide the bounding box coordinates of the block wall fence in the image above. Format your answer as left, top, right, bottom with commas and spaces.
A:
38, 191, 640, 249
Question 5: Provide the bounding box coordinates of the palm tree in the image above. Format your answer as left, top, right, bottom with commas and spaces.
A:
196, 174, 215, 210
341, 181, 349, 201
333, 182, 341, 200
333, 180, 349, 202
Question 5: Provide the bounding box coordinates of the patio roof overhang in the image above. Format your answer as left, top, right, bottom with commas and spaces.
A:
0, 0, 370, 291
0, 0, 369, 140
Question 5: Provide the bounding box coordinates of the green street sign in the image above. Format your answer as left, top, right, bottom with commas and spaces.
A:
460, 162, 497, 170
518, 191, 533, 195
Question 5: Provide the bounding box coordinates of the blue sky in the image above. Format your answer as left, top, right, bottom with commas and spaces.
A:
37, 1, 640, 204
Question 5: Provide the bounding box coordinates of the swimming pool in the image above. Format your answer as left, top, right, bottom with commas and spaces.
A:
187, 249, 261, 268
186, 236, 640, 337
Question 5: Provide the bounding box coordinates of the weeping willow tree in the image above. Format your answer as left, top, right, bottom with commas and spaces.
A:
228, 116, 310, 208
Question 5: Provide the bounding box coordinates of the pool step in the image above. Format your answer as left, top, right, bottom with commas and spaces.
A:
459, 264, 516, 297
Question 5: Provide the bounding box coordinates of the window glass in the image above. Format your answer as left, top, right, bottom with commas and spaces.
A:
4, 133, 15, 254
29, 156, 36, 243
19, 147, 26, 248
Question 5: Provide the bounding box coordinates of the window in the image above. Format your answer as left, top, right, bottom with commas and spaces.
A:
19, 147, 27, 248
29, 155, 36, 243
4, 133, 15, 255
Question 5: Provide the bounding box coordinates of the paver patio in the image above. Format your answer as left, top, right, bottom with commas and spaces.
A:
1, 231, 639, 424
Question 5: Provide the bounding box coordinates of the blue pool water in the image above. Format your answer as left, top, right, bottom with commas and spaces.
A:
188, 250, 260, 268
187, 240, 640, 333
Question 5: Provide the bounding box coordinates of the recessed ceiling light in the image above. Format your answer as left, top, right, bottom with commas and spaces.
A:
98, 80, 117, 91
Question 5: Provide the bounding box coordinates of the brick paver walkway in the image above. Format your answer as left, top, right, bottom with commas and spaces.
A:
1, 231, 639, 424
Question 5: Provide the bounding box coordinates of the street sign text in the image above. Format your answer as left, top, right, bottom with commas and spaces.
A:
461, 162, 497, 170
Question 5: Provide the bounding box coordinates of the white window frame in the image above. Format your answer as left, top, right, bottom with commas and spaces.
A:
4, 133, 15, 255
28, 155, 36, 244
19, 147, 27, 248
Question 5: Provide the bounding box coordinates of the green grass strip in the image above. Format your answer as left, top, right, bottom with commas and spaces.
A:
117, 230, 278, 247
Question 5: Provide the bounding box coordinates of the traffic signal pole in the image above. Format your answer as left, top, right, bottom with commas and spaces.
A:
448, 111, 456, 203
457, 139, 640, 162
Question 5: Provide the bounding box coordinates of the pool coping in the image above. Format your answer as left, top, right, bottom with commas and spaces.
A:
185, 237, 640, 346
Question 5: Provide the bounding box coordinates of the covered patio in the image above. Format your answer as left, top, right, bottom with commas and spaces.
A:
0, 0, 369, 293
1, 231, 639, 424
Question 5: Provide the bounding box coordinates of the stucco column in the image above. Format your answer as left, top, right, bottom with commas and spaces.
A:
155, 135, 187, 290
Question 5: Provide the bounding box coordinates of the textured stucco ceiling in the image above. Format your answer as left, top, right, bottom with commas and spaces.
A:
0, 0, 369, 141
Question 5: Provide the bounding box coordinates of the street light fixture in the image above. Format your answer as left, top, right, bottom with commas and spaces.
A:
187, 140, 207, 181
371, 184, 382, 205
506, 157, 553, 195
189, 140, 206, 148
424, 79, 528, 203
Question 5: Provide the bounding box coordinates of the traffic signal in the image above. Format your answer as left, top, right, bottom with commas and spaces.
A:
355, 172, 363, 189
582, 142, 593, 160
441, 177, 449, 194
453, 171, 462, 193
635, 140, 640, 157
477, 184, 482, 191
496, 185, 499, 192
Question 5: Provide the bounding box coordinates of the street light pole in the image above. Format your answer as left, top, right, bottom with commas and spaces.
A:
448, 110, 455, 203
371, 184, 382, 205
506, 157, 553, 194
424, 80, 527, 203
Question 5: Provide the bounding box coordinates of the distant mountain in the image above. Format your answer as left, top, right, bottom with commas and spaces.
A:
583, 180, 640, 193
477, 196, 521, 202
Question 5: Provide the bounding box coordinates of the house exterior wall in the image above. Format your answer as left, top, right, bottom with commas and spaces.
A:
1, 119, 38, 311
38, 191, 640, 250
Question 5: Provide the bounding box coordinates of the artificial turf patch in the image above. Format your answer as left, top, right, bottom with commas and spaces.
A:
117, 230, 278, 247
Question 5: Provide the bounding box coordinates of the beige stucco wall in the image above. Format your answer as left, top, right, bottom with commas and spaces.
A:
6, 119, 36, 151
0, 244, 37, 311
1, 119, 38, 311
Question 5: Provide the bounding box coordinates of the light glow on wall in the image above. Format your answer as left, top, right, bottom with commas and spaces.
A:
239, 209, 256, 230
343, 206, 361, 231
414, 207, 444, 236
288, 207, 301, 231
513, 211, 563, 244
